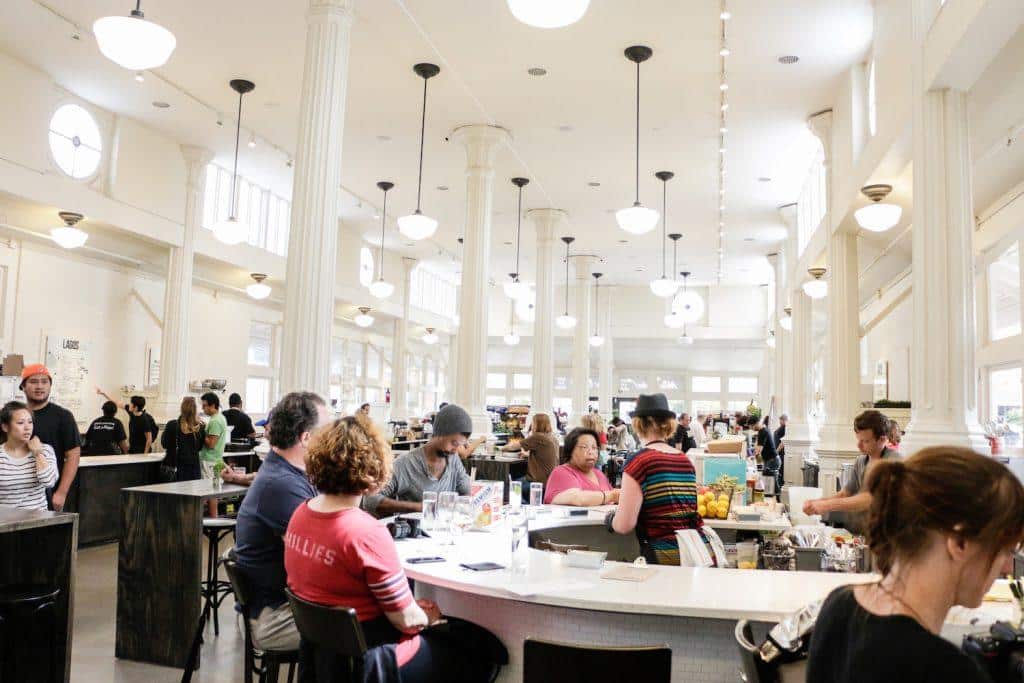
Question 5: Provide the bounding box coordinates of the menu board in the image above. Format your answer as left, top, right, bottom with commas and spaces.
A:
45, 335, 90, 415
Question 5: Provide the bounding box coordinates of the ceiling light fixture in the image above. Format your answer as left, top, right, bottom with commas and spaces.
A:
51, 211, 88, 249
368, 181, 396, 299
503, 301, 520, 346
780, 306, 792, 331
134, 71, 145, 83
650, 171, 679, 297
212, 79, 255, 245
616, 46, 660, 235
246, 273, 271, 300
854, 183, 902, 232
803, 267, 828, 299
398, 63, 441, 241
247, 132, 257, 149
589, 272, 605, 347
423, 327, 439, 345
506, 0, 590, 28
778, 55, 800, 65
354, 307, 374, 328
679, 325, 694, 345
674, 271, 705, 324
504, 177, 530, 300
556, 236, 577, 329
766, 329, 776, 348
93, 1, 176, 71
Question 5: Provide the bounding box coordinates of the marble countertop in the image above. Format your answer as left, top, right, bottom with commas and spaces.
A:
0, 504, 77, 533
122, 480, 248, 498
78, 454, 165, 467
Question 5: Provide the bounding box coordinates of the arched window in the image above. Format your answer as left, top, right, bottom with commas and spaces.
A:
48, 104, 102, 179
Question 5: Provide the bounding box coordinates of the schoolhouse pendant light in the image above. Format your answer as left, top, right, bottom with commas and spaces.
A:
589, 272, 605, 347
616, 46, 660, 235
803, 267, 828, 299
213, 79, 255, 245
504, 177, 530, 300
93, 1, 176, 71
779, 306, 793, 331
675, 271, 705, 324
398, 63, 441, 241
422, 327, 439, 345
854, 184, 902, 233
766, 329, 776, 348
368, 181, 396, 299
506, 0, 590, 28
354, 307, 374, 328
503, 301, 520, 346
51, 211, 89, 249
649, 171, 679, 297
246, 273, 271, 300
556, 236, 577, 330
679, 324, 694, 345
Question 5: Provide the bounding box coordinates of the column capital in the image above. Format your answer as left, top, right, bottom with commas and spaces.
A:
401, 256, 418, 274
180, 145, 215, 188
570, 254, 600, 280
527, 208, 569, 241
777, 202, 797, 230
451, 124, 512, 169
807, 109, 834, 164
308, 0, 355, 21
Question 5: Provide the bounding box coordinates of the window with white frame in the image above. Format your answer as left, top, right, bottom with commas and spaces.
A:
247, 322, 274, 367
989, 242, 1021, 341
692, 400, 721, 415
692, 376, 721, 394
727, 400, 749, 413
554, 376, 569, 391
486, 395, 506, 407
657, 375, 680, 391
728, 377, 759, 394
867, 60, 877, 138
989, 366, 1022, 447
797, 141, 827, 256
410, 265, 458, 320
347, 341, 364, 379
513, 373, 532, 390
366, 345, 381, 380
245, 376, 272, 414
487, 373, 507, 390
202, 164, 290, 256
49, 104, 102, 179
330, 338, 345, 376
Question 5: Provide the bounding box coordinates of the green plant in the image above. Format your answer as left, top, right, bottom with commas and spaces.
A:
873, 400, 911, 409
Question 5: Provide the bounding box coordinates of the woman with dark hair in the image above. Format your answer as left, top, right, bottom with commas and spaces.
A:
161, 396, 206, 482
807, 446, 1024, 682
542, 427, 618, 505
0, 400, 57, 510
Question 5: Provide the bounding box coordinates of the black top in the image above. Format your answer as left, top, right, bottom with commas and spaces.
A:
774, 424, 786, 454
83, 416, 126, 455
668, 424, 697, 452
127, 411, 159, 454
807, 586, 991, 683
223, 408, 255, 440
757, 427, 778, 461
160, 419, 205, 467
31, 402, 81, 471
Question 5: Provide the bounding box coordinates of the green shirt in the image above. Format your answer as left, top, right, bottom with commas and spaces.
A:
200, 412, 228, 464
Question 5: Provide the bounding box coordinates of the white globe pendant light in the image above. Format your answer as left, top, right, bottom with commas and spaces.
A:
503, 301, 520, 346
504, 332, 521, 346
589, 272, 605, 347
674, 271, 705, 324
617, 46, 660, 235
556, 314, 577, 330
679, 325, 694, 345
802, 267, 828, 299
398, 64, 441, 241
51, 211, 89, 249
246, 273, 271, 300
556, 236, 577, 330
766, 330, 776, 348
779, 306, 793, 331
93, 1, 176, 71
422, 327, 439, 345
650, 174, 681, 297
506, 0, 590, 28
368, 181, 396, 299
213, 79, 255, 245
854, 184, 902, 233
354, 307, 374, 328
504, 177, 531, 300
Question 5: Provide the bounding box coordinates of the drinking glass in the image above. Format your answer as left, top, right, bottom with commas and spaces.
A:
421, 491, 438, 533
509, 481, 523, 511
452, 495, 475, 541
508, 507, 529, 574
437, 491, 457, 545
528, 482, 543, 519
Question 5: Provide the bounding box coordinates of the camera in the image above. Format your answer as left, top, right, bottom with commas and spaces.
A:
963, 621, 1024, 681
387, 516, 426, 540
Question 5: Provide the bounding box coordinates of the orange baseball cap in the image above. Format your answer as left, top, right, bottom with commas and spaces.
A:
20, 363, 52, 387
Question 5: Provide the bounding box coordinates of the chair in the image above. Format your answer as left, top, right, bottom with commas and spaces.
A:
0, 585, 60, 683
522, 638, 671, 683
222, 560, 298, 683
734, 620, 808, 683
285, 588, 367, 683
201, 517, 237, 636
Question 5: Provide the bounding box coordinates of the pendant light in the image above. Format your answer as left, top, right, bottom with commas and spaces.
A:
616, 46, 659, 235
649, 171, 679, 297
803, 267, 828, 299
674, 271, 705, 324
589, 272, 605, 347
368, 181, 396, 299
779, 306, 793, 331
423, 327, 439, 345
503, 301, 520, 346
854, 184, 902, 232
506, 0, 590, 28
504, 177, 530, 300
354, 307, 374, 328
766, 329, 776, 348
246, 273, 271, 300
51, 211, 88, 249
662, 234, 684, 327
679, 324, 694, 345
93, 1, 176, 71
398, 63, 441, 241
212, 79, 255, 245
556, 236, 577, 330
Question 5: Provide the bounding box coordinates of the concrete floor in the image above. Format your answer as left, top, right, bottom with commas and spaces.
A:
71, 542, 287, 683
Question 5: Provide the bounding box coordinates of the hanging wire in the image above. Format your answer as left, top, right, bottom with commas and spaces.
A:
229, 88, 244, 219
415, 76, 428, 212
378, 188, 388, 280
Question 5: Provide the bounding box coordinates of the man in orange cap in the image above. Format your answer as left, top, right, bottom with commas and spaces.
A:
21, 364, 81, 511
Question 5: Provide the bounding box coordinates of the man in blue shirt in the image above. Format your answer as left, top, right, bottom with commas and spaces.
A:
232, 391, 329, 651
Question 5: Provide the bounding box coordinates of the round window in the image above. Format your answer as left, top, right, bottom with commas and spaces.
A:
48, 104, 102, 179
359, 247, 374, 287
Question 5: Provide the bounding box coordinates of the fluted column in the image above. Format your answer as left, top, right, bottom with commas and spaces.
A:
901, 0, 988, 455
598, 286, 615, 415
528, 209, 566, 416
571, 256, 597, 420
768, 250, 788, 417
785, 288, 820, 486
451, 124, 511, 435
155, 145, 214, 420
391, 257, 417, 421
280, 0, 354, 396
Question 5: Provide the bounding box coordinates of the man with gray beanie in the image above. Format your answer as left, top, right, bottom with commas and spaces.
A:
363, 403, 474, 517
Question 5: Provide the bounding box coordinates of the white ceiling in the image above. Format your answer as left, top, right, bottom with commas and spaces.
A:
0, 0, 873, 286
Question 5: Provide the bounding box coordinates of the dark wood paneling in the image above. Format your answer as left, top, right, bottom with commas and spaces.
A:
77, 462, 160, 546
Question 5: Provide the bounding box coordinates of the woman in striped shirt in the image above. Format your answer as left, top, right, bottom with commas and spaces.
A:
610, 393, 704, 565
0, 400, 58, 510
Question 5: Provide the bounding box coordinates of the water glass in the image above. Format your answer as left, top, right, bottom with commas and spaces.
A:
508, 507, 529, 574
529, 482, 543, 519
421, 491, 438, 532
452, 495, 475, 541
509, 481, 523, 510
437, 491, 457, 545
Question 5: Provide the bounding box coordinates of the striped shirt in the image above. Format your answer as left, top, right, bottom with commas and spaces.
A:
623, 447, 703, 565
0, 443, 58, 510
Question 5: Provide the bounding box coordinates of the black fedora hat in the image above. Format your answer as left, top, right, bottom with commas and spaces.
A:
629, 393, 676, 419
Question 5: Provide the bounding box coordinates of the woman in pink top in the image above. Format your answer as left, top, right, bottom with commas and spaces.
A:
543, 428, 620, 506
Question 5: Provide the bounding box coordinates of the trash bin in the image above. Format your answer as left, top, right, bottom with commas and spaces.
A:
801, 462, 819, 487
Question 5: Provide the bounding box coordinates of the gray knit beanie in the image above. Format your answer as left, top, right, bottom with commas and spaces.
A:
433, 404, 473, 437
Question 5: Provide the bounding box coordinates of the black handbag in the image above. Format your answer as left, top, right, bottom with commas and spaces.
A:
158, 421, 179, 482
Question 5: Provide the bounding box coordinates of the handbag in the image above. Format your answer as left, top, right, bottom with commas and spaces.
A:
158, 421, 179, 482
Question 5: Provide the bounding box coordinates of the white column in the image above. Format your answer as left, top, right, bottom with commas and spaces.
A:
280, 0, 354, 397
571, 256, 597, 421
598, 286, 615, 415
391, 257, 417, 421
155, 145, 214, 420
768, 250, 788, 417
528, 209, 566, 417
451, 124, 512, 435
785, 289, 820, 486
901, 0, 988, 455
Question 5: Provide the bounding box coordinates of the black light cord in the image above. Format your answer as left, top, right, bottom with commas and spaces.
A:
378, 190, 388, 280
514, 184, 523, 278
661, 180, 667, 278
229, 88, 243, 219
564, 242, 570, 314
415, 77, 427, 213
634, 60, 640, 205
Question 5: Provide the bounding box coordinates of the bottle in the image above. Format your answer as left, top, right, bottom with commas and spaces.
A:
385, 388, 391, 404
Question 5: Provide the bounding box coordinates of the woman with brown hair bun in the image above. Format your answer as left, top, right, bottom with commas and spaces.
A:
807, 446, 1024, 683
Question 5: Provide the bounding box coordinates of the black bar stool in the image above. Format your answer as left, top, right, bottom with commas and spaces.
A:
286, 588, 367, 683
221, 559, 298, 683
201, 517, 236, 636
0, 584, 61, 683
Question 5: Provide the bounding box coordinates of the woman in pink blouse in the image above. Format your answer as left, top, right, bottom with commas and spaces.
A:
543, 428, 620, 506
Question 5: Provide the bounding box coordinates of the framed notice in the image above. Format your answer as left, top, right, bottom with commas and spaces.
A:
45, 335, 90, 415
873, 360, 889, 402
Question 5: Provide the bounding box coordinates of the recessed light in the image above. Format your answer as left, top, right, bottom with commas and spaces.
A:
743, 237, 755, 242
720, 11, 731, 19
437, 185, 449, 191
503, 241, 513, 245
376, 135, 392, 142
588, 181, 601, 187
558, 125, 573, 133
527, 67, 547, 76
720, 46, 731, 57
720, 83, 729, 91
778, 55, 800, 65
264, 101, 281, 108
152, 101, 170, 108
134, 72, 145, 83
758, 177, 772, 182
618, 239, 628, 244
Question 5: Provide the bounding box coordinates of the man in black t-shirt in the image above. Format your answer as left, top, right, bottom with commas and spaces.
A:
223, 392, 256, 443
98, 390, 158, 453
774, 413, 788, 459
22, 364, 81, 511
754, 418, 779, 470
84, 401, 129, 455
669, 413, 698, 452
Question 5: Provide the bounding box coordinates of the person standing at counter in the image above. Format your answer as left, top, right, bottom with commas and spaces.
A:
161, 397, 205, 482
807, 446, 1024, 683
223, 392, 256, 443
98, 389, 158, 453
363, 404, 473, 517
83, 401, 128, 456
668, 412, 697, 453
691, 412, 708, 446
774, 413, 788, 460
544, 428, 618, 506
0, 401, 58, 511
199, 392, 229, 516
233, 391, 329, 651
22, 364, 80, 511
609, 394, 703, 565
753, 417, 780, 479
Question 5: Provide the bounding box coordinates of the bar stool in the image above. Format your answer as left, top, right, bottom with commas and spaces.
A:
223, 559, 298, 683
0, 584, 60, 683
285, 588, 368, 683
201, 517, 236, 636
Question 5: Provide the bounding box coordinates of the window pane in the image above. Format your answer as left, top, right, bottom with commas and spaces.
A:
511, 395, 531, 406
248, 322, 273, 367
990, 367, 1022, 448
692, 376, 721, 393
365, 387, 380, 404
347, 342, 364, 378
245, 377, 271, 414
657, 375, 680, 391
728, 400, 749, 412
367, 346, 381, 379
330, 338, 345, 377
554, 376, 569, 391
487, 373, 507, 390
669, 400, 687, 417
989, 243, 1021, 341
728, 377, 758, 394
486, 395, 506, 407
513, 373, 532, 390
692, 400, 721, 415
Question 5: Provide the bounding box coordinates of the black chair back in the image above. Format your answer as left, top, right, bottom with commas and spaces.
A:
523, 638, 670, 682
285, 588, 367, 658
222, 559, 251, 610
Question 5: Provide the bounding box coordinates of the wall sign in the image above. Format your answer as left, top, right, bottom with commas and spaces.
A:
45, 335, 90, 415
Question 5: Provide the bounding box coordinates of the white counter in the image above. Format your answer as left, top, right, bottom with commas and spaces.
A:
78, 454, 165, 467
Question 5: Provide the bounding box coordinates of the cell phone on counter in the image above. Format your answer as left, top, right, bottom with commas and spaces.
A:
407, 556, 446, 564
459, 562, 505, 571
